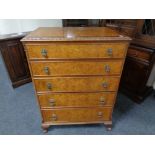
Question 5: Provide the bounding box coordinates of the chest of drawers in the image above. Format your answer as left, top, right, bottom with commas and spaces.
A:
21, 27, 131, 133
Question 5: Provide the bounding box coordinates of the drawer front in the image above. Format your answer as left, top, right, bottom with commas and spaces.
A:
42, 107, 112, 123
26, 43, 127, 59
127, 47, 151, 61
30, 60, 123, 76
34, 76, 120, 92
38, 92, 116, 108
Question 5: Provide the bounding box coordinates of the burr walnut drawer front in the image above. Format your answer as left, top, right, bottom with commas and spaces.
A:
38, 92, 116, 108
34, 76, 120, 92
26, 43, 127, 59
41, 107, 112, 123
30, 60, 123, 76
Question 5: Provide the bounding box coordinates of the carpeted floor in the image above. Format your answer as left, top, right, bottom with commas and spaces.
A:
0, 54, 155, 135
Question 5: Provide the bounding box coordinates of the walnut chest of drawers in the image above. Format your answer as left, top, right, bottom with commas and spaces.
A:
21, 27, 131, 133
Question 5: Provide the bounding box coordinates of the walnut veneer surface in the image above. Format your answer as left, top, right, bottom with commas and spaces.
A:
21, 27, 131, 132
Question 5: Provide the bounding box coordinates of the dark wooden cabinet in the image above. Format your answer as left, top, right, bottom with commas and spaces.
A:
120, 44, 155, 102
105, 19, 138, 37
63, 19, 104, 27
63, 19, 89, 27
0, 33, 31, 88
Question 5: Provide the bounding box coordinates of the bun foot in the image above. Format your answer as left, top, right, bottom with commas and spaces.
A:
107, 127, 112, 131
43, 129, 48, 133
41, 124, 50, 133
105, 124, 112, 131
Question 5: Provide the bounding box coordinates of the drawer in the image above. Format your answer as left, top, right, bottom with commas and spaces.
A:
41, 107, 112, 123
30, 60, 123, 76
26, 43, 128, 59
38, 92, 116, 108
127, 47, 151, 61
34, 76, 120, 92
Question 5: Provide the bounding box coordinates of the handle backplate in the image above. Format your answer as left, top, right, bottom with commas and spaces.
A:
51, 114, 57, 121
47, 83, 52, 90
102, 82, 108, 88
49, 98, 55, 106
105, 65, 111, 72
98, 112, 103, 118
44, 66, 49, 74
41, 49, 47, 57
100, 97, 106, 105
107, 48, 113, 56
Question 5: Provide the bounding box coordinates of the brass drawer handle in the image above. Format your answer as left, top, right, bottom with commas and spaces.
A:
47, 83, 52, 90
49, 99, 55, 106
102, 82, 108, 88
41, 49, 47, 57
98, 112, 103, 118
44, 66, 49, 74
107, 48, 113, 56
105, 65, 110, 72
51, 114, 57, 121
100, 97, 106, 105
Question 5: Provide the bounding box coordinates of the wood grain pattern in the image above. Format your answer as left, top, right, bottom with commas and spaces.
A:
30, 60, 123, 76
38, 92, 116, 108
26, 43, 128, 60
34, 76, 120, 93
41, 107, 112, 123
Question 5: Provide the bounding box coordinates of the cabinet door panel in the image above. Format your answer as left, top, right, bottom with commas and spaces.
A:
0, 39, 31, 87
121, 57, 149, 93
7, 40, 28, 78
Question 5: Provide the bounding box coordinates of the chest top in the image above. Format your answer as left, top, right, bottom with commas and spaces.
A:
21, 27, 131, 42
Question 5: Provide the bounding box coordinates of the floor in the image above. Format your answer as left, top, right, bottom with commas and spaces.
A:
0, 54, 155, 135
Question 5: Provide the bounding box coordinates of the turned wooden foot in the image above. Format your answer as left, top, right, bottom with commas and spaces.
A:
41, 124, 50, 133
105, 124, 112, 131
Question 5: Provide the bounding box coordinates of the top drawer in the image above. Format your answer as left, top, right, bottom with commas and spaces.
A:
26, 43, 128, 60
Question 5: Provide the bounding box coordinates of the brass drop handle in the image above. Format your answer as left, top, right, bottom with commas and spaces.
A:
44, 66, 49, 74
47, 83, 52, 90
107, 48, 113, 56
100, 97, 106, 105
51, 114, 57, 121
98, 112, 103, 118
41, 49, 47, 57
105, 65, 111, 72
49, 98, 55, 106
102, 82, 108, 88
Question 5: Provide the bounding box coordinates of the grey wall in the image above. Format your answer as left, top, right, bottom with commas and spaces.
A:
0, 19, 62, 35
